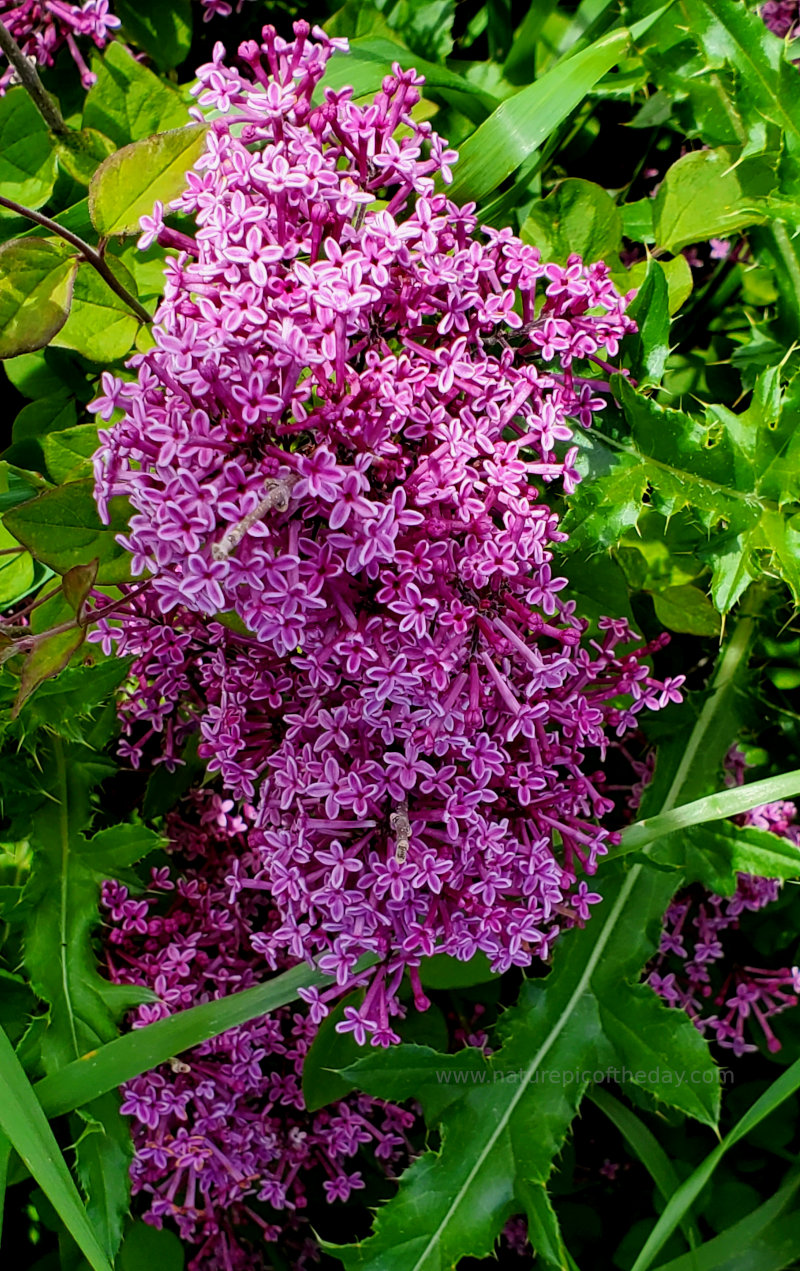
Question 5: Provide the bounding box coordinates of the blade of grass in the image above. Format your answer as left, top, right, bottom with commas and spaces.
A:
619, 768, 800, 855
34, 959, 346, 1120
447, 5, 672, 204
632, 1057, 800, 1271
587, 1088, 700, 1250
0, 1025, 111, 1271
651, 1168, 800, 1271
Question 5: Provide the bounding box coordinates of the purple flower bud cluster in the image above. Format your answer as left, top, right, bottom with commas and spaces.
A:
102, 790, 415, 1270
649, 759, 800, 1056
0, 0, 118, 92
762, 1, 800, 39
92, 23, 681, 1042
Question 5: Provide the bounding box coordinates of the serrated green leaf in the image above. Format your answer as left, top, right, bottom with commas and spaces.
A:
74, 1092, 132, 1262
598, 984, 719, 1124
112, 0, 193, 70
18, 740, 162, 1073
52, 260, 142, 363
0, 89, 58, 210
0, 239, 78, 360
89, 126, 209, 238
3, 480, 132, 584
83, 44, 190, 148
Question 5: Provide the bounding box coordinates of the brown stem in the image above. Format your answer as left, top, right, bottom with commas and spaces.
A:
0, 194, 152, 326
0, 18, 70, 136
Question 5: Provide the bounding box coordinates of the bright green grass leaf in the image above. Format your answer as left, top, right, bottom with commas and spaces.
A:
632, 1059, 800, 1271
0, 1129, 9, 1245
34, 960, 333, 1120
521, 178, 623, 265
52, 259, 142, 362
652, 1168, 800, 1271
0, 239, 78, 360
647, 817, 800, 894
111, 0, 193, 71
653, 147, 774, 252
83, 43, 190, 147
89, 125, 209, 238
43, 424, 100, 485
0, 1025, 111, 1271
0, 89, 58, 210
3, 480, 132, 584
446, 28, 629, 204
619, 769, 800, 858
55, 130, 117, 188
652, 585, 721, 637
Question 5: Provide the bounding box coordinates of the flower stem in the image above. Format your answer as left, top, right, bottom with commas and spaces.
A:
0, 194, 152, 326
0, 18, 70, 137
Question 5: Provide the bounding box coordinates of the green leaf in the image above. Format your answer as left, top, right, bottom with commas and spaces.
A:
17, 741, 162, 1073
652, 1168, 800, 1271
447, 28, 629, 204
83, 43, 190, 148
55, 130, 117, 188
0, 518, 34, 608
653, 148, 775, 253
118, 1223, 184, 1271
0, 239, 78, 359
0, 1024, 112, 1271
521, 178, 622, 266
74, 1093, 133, 1261
652, 585, 721, 637
626, 259, 670, 386
418, 951, 499, 989
11, 626, 86, 719
43, 424, 100, 485
3, 480, 133, 584
649, 818, 800, 894
34, 960, 335, 1120
89, 125, 209, 238
631, 1059, 800, 1271
303, 993, 369, 1113
0, 89, 58, 210
111, 0, 193, 71
52, 259, 142, 362
598, 985, 719, 1125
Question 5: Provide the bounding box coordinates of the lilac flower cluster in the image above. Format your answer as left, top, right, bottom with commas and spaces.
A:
103, 791, 415, 1270
0, 0, 118, 91
762, 1, 800, 39
92, 23, 681, 1042
650, 767, 800, 1056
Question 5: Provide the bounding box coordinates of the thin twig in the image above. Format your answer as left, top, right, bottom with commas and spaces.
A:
0, 18, 70, 136
0, 194, 152, 326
